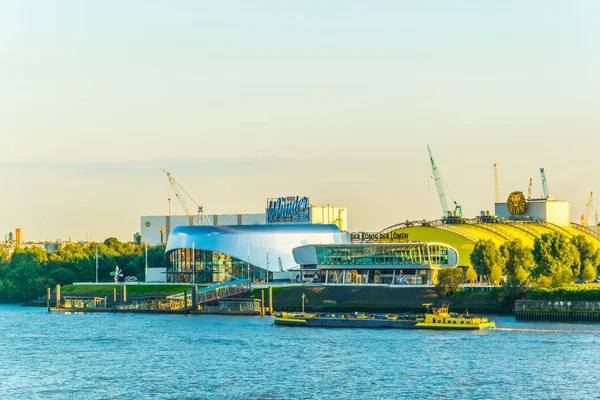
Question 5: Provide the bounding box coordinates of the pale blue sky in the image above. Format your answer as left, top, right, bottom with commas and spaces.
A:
1, 1, 599, 241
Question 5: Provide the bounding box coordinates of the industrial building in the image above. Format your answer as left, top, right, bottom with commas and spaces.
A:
141, 195, 347, 246
141, 214, 266, 246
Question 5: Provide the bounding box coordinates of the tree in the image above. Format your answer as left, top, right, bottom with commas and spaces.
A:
500, 239, 535, 285
466, 265, 477, 283
571, 235, 600, 278
47, 267, 77, 286
470, 239, 505, 283
436, 268, 464, 296
582, 262, 597, 283
532, 232, 580, 286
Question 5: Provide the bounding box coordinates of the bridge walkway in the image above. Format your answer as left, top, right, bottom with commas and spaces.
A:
168, 279, 252, 305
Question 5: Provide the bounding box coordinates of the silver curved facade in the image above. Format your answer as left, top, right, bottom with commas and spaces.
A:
165, 224, 344, 282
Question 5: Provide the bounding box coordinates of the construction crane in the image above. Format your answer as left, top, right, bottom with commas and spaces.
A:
493, 164, 500, 203
163, 169, 208, 226
527, 178, 533, 200
540, 168, 549, 198
427, 145, 449, 217
581, 191, 593, 227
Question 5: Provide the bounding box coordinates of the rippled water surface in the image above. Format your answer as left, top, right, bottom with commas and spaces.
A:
1, 305, 600, 399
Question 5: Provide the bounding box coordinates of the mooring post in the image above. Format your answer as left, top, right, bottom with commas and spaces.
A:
192, 285, 198, 311
261, 290, 265, 316
47, 288, 51, 311
269, 286, 273, 315
55, 284, 61, 308
113, 288, 117, 310
123, 285, 127, 304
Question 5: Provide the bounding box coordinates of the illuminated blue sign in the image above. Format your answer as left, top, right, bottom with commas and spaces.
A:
267, 196, 310, 223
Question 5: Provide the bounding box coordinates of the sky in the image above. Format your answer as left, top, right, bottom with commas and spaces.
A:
0, 1, 599, 241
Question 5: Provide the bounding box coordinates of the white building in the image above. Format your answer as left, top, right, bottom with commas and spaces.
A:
495, 197, 571, 227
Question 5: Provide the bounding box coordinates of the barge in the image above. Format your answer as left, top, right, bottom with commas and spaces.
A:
274, 303, 495, 330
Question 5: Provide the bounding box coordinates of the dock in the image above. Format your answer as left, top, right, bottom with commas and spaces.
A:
46, 282, 275, 316
515, 300, 600, 322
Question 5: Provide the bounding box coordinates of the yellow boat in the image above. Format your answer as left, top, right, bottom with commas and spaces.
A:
274, 303, 495, 330
414, 304, 496, 330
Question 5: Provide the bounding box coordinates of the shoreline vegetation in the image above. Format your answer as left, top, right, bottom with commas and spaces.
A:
0, 238, 168, 303
2, 232, 600, 312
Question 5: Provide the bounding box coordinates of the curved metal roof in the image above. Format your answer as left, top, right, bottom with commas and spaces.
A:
165, 224, 344, 273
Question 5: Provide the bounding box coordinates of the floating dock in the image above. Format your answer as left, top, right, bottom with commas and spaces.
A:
46, 282, 275, 316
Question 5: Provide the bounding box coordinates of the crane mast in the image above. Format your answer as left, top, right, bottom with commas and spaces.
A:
581, 191, 593, 227
540, 168, 549, 199
427, 145, 449, 217
527, 178, 533, 200
163, 169, 205, 226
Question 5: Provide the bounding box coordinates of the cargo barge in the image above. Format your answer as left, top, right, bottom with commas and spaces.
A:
274, 303, 495, 330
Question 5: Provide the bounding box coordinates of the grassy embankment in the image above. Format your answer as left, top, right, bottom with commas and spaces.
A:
257, 285, 510, 314
58, 284, 203, 296
528, 284, 600, 301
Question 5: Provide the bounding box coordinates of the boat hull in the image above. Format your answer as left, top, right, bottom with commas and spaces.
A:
274, 317, 418, 329
274, 315, 496, 330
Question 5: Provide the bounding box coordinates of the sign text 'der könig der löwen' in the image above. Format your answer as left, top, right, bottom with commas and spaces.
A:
350, 232, 409, 242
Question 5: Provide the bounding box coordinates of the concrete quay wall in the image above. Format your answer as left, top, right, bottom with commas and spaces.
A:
515, 300, 600, 322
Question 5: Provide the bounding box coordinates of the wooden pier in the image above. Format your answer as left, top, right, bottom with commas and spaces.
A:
47, 284, 275, 316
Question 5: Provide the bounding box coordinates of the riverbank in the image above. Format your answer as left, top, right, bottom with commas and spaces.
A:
262, 285, 511, 314
32, 283, 600, 315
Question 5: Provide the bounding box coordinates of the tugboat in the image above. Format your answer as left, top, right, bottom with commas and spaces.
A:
273, 300, 495, 330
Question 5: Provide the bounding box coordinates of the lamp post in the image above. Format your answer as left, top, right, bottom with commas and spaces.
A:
266, 248, 269, 284
247, 245, 250, 282
192, 242, 195, 284
145, 243, 148, 282
95, 244, 98, 283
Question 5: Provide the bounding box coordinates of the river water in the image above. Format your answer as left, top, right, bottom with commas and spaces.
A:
1, 305, 599, 399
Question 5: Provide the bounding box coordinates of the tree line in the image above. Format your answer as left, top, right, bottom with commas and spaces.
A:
0, 238, 168, 302
437, 232, 600, 296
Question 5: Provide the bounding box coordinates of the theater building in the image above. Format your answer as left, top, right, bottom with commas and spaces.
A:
164, 224, 345, 283
292, 242, 459, 285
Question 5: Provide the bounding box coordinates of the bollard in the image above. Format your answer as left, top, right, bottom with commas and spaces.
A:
56, 284, 61, 308
113, 288, 117, 309
269, 286, 273, 315
123, 285, 127, 303
261, 290, 265, 316
47, 288, 51, 311
192, 285, 198, 311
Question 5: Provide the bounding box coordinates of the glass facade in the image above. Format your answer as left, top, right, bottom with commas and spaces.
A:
322, 269, 429, 285
314, 244, 450, 267
168, 249, 272, 284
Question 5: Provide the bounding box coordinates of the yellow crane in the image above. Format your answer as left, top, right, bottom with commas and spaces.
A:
163, 169, 208, 226
581, 191, 593, 227
527, 178, 533, 200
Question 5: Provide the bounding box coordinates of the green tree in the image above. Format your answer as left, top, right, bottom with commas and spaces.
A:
47, 267, 77, 285
500, 239, 535, 285
436, 268, 464, 296
466, 265, 477, 283
581, 262, 597, 283
571, 235, 600, 278
470, 239, 505, 283
532, 232, 580, 286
